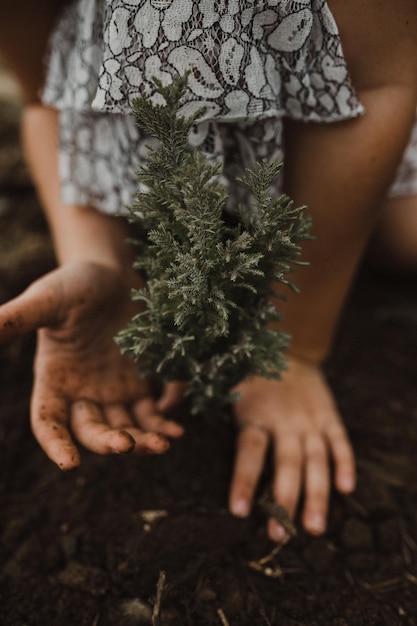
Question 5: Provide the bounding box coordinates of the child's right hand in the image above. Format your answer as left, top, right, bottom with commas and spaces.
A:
0, 261, 184, 469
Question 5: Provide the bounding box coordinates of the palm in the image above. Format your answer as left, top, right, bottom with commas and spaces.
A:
0, 262, 184, 469
33, 261, 146, 403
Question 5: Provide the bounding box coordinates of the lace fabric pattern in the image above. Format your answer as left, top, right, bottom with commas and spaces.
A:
43, 0, 364, 122
390, 115, 417, 199
59, 109, 285, 214
42, 0, 416, 213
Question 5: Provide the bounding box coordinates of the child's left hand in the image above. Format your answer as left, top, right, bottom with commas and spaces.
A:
229, 357, 356, 541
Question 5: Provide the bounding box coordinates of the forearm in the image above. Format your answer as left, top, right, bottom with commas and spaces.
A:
271, 162, 376, 364
21, 105, 136, 275
270, 245, 364, 366
272, 88, 417, 364
1, 3, 135, 275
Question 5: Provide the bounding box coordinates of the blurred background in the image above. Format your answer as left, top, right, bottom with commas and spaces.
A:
0, 55, 27, 193
0, 55, 54, 302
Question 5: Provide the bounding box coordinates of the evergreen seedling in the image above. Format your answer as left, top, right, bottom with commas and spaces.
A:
116, 75, 312, 415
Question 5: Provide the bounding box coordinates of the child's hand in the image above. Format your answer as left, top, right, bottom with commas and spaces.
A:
0, 262, 184, 469
229, 357, 355, 541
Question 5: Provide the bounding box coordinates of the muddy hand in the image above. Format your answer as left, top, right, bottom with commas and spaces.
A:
229, 357, 355, 541
0, 261, 184, 469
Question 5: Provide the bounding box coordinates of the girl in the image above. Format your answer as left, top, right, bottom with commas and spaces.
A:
0, 0, 416, 543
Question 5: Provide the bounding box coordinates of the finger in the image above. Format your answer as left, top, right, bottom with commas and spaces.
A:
156, 381, 187, 413
132, 397, 184, 439
302, 434, 330, 536
326, 422, 356, 494
0, 271, 62, 342
104, 404, 135, 431
268, 434, 302, 542
70, 400, 137, 455
31, 386, 80, 470
105, 403, 171, 453
229, 424, 269, 518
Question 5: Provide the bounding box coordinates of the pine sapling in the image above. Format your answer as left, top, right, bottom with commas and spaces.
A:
116, 75, 313, 415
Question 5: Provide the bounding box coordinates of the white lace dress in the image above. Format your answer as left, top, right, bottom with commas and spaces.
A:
41, 0, 416, 213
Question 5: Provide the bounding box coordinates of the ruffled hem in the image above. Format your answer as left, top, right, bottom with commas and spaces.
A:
57, 108, 286, 214
41, 0, 417, 215
389, 117, 417, 199
42, 0, 364, 125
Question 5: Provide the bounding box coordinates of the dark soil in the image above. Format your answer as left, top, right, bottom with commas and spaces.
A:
1, 155, 417, 625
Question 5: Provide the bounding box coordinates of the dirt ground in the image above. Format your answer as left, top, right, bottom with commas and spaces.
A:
1, 91, 417, 626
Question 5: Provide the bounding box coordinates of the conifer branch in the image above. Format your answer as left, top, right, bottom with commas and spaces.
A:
116, 76, 313, 415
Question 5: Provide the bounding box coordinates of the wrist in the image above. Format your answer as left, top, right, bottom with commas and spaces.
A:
268, 316, 332, 369
22, 105, 139, 275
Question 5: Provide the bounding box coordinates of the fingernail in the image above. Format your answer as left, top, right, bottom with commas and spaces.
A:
119, 429, 136, 445
307, 514, 325, 534
270, 523, 286, 543
339, 475, 355, 492
230, 499, 250, 517
111, 447, 133, 455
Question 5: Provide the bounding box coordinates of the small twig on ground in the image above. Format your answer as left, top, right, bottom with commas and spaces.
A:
254, 543, 284, 566
342, 493, 368, 518
217, 608, 230, 626
359, 577, 401, 591
405, 572, 417, 586
399, 520, 416, 565
344, 568, 357, 587
248, 559, 283, 579
399, 520, 417, 551
247, 542, 303, 580
258, 496, 297, 539
152, 570, 166, 626
248, 543, 284, 579
91, 613, 100, 626
140, 509, 168, 532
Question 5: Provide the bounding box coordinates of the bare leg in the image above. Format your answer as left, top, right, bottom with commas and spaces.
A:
370, 195, 417, 270
230, 0, 417, 540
